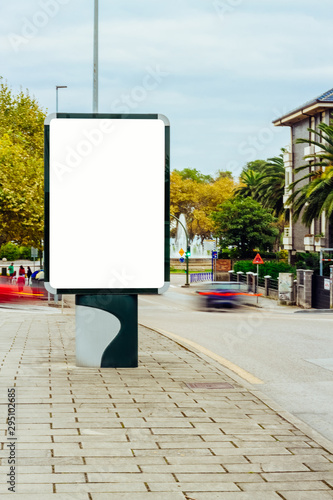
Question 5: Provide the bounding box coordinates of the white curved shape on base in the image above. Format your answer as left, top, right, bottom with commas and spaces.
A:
76, 305, 121, 367
158, 282, 170, 294
44, 282, 58, 294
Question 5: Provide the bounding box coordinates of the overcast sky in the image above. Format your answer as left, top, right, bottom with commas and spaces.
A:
1, 0, 333, 177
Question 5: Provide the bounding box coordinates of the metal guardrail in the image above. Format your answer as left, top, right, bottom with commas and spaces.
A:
190, 272, 213, 283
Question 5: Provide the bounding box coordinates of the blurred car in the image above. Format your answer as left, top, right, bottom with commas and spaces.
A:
30, 270, 46, 298
0, 281, 45, 303
196, 281, 254, 309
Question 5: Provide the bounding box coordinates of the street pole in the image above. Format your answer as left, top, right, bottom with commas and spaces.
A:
56, 86, 67, 113
211, 252, 213, 281
257, 263, 259, 303
186, 249, 189, 286
93, 0, 99, 113
170, 214, 190, 286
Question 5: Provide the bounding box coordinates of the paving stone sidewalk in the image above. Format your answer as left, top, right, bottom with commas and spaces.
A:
0, 307, 333, 499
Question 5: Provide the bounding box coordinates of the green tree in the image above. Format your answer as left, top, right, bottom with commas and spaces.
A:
170, 170, 236, 241
215, 169, 233, 180
0, 78, 45, 247
256, 152, 285, 217
234, 153, 286, 224
242, 159, 267, 173
234, 169, 262, 199
211, 197, 278, 258
173, 168, 214, 184
287, 122, 333, 225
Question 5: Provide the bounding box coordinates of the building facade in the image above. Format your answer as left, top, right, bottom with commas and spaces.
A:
273, 88, 333, 261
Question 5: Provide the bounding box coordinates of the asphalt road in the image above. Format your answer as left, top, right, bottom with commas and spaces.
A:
138, 275, 333, 443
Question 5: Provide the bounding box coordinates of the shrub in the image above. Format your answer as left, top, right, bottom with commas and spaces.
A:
0, 242, 20, 261
19, 246, 31, 259
277, 249, 288, 262
218, 250, 231, 259
260, 251, 277, 260
234, 260, 295, 280
0, 243, 32, 261
296, 252, 330, 276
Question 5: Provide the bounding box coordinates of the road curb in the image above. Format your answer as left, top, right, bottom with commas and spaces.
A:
140, 322, 333, 456
294, 309, 333, 313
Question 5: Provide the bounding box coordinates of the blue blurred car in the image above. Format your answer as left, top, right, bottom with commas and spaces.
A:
196, 281, 250, 309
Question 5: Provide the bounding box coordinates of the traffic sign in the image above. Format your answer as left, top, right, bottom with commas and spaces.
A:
252, 253, 264, 265
179, 257, 185, 263
179, 248, 185, 257
31, 247, 38, 258
212, 251, 218, 259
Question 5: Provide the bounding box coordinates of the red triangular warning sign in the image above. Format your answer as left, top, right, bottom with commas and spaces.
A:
252, 253, 264, 264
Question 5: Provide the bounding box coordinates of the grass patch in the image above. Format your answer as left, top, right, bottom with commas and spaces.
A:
170, 267, 212, 274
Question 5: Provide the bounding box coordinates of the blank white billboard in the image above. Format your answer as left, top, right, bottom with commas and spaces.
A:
46, 115, 168, 292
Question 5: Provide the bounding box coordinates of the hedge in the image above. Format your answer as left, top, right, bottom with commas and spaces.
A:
233, 260, 295, 280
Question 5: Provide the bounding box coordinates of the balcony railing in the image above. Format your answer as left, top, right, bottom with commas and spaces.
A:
304, 145, 314, 158
314, 236, 326, 250
283, 227, 292, 249
283, 152, 292, 167
304, 235, 314, 251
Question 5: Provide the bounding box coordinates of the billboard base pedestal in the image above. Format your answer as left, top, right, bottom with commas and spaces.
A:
75, 294, 138, 368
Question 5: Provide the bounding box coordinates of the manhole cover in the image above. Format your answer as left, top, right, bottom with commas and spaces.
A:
186, 382, 234, 390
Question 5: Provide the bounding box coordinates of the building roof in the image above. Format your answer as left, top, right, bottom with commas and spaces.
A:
273, 87, 333, 126
318, 88, 333, 102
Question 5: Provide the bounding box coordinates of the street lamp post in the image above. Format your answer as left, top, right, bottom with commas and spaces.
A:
171, 214, 190, 287
56, 85, 67, 113
93, 0, 99, 112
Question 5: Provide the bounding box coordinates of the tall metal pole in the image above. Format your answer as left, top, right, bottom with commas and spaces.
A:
56, 86, 67, 113
170, 214, 190, 287
93, 0, 99, 113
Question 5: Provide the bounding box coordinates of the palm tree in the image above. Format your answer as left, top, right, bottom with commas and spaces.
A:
234, 169, 262, 199
287, 122, 333, 226
235, 152, 286, 218
257, 152, 285, 218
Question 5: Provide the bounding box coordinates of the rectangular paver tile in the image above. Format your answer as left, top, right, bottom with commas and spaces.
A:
141, 465, 225, 473
212, 447, 292, 456
148, 482, 240, 492
225, 463, 309, 473
0, 473, 86, 484
0, 484, 54, 494
262, 472, 333, 482
54, 464, 140, 473
134, 448, 213, 456
53, 449, 134, 457
175, 473, 264, 483
183, 494, 281, 499
279, 492, 333, 499
87, 472, 176, 483
90, 493, 185, 499
56, 483, 147, 493
238, 481, 330, 491
0, 495, 89, 500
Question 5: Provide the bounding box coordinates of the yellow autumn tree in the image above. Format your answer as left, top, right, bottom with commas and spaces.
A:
170, 169, 237, 241
0, 78, 45, 247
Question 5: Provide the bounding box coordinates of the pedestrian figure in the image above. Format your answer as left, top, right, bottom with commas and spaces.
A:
18, 265, 25, 292
8, 262, 14, 277
27, 266, 32, 285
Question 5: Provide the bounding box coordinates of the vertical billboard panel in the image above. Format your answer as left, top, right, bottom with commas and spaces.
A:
44, 114, 170, 294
